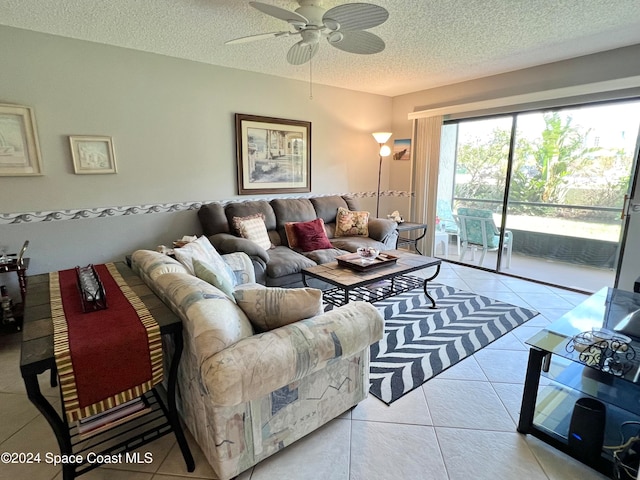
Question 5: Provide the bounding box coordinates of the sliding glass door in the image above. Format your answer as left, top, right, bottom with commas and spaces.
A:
436, 100, 640, 292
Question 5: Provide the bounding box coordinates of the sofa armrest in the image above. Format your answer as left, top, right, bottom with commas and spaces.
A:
200, 301, 384, 406
221, 252, 256, 285
368, 218, 398, 244
210, 233, 270, 263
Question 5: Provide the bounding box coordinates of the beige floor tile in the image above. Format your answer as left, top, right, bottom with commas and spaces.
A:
483, 331, 528, 351
351, 387, 432, 425
436, 427, 549, 480
423, 378, 515, 431
491, 382, 525, 424
0, 392, 41, 443
525, 436, 610, 480
52, 468, 154, 480
350, 421, 448, 480
251, 418, 350, 480
473, 348, 530, 384
156, 429, 217, 479
106, 432, 176, 474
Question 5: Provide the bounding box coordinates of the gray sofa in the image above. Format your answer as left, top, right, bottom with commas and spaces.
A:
198, 195, 398, 286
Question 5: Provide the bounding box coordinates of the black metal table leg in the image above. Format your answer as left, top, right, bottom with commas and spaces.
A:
517, 348, 548, 434
23, 373, 75, 480
422, 263, 441, 309
166, 329, 195, 472
414, 228, 427, 255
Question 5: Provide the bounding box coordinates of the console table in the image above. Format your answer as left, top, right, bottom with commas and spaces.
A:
20, 262, 195, 479
395, 222, 427, 255
518, 287, 640, 476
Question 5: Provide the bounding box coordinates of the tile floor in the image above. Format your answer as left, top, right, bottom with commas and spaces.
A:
0, 262, 613, 480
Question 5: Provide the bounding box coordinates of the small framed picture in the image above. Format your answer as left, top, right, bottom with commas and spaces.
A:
393, 138, 411, 160
0, 103, 43, 176
69, 135, 117, 174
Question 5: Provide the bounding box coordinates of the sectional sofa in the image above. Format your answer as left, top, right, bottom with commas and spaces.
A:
198, 195, 398, 287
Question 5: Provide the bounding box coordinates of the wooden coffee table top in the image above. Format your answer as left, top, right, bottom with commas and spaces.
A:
302, 249, 441, 289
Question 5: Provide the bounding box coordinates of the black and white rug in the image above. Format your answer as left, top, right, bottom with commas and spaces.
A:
328, 281, 538, 405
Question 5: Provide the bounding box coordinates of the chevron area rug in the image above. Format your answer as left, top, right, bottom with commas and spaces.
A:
365, 282, 538, 404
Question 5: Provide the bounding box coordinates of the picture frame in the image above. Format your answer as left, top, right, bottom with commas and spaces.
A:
235, 113, 311, 194
69, 135, 117, 174
0, 103, 43, 176
393, 138, 411, 161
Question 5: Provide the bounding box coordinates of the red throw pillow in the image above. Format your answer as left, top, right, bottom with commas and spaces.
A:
291, 218, 333, 252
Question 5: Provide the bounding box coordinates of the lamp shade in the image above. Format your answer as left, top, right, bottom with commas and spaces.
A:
372, 132, 392, 144
379, 145, 392, 157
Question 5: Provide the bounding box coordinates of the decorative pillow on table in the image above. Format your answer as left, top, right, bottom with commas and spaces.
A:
232, 214, 273, 251
233, 286, 323, 331
173, 235, 236, 288
286, 218, 333, 252
335, 207, 370, 237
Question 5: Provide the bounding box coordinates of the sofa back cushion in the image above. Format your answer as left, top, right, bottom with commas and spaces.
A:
225, 200, 281, 245
271, 198, 317, 245
310, 195, 350, 225
198, 203, 230, 236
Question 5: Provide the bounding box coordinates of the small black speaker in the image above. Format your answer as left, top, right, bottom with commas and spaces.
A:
568, 397, 606, 467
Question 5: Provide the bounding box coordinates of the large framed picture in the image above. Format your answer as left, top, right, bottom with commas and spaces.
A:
69, 135, 117, 174
235, 113, 311, 194
0, 104, 43, 176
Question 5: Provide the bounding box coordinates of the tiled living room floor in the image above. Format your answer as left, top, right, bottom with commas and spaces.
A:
0, 262, 612, 480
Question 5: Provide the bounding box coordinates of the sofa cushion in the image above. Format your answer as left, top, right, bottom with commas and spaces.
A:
265, 246, 316, 278
335, 207, 370, 237
226, 201, 277, 233
131, 250, 189, 281
310, 195, 350, 224
233, 214, 273, 250
330, 236, 386, 253
290, 218, 332, 252
194, 258, 235, 299
233, 286, 323, 331
174, 236, 237, 288
303, 248, 349, 264
198, 202, 230, 236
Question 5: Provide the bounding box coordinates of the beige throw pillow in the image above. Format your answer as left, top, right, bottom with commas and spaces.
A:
233, 286, 323, 331
233, 214, 273, 250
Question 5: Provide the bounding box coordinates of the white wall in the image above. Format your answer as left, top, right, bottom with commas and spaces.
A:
0, 26, 392, 276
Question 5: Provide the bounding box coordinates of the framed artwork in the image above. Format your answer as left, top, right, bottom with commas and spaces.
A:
393, 138, 411, 160
0, 104, 43, 176
69, 135, 117, 174
235, 113, 311, 194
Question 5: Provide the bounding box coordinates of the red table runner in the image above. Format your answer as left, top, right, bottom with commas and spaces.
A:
50, 263, 163, 423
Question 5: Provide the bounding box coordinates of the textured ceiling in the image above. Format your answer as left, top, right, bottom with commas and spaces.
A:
2, 0, 640, 96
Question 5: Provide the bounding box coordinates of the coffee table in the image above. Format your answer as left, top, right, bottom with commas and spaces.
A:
301, 249, 441, 307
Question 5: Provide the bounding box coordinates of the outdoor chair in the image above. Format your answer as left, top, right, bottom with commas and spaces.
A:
454, 208, 513, 268
436, 199, 461, 255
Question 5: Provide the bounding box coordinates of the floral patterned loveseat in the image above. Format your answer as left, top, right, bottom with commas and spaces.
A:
131, 248, 383, 480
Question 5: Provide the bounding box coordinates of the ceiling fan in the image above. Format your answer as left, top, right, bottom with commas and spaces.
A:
226, 1, 389, 65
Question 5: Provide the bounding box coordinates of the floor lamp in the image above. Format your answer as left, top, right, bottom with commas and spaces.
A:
372, 132, 392, 218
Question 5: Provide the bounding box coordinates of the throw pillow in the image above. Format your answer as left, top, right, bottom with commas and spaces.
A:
173, 236, 236, 288
290, 218, 333, 252
193, 259, 235, 299
335, 207, 370, 237
284, 222, 300, 249
233, 286, 323, 331
233, 214, 273, 250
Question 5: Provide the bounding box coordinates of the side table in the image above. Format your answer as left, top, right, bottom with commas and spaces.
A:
0, 257, 29, 330
20, 262, 195, 479
395, 222, 427, 255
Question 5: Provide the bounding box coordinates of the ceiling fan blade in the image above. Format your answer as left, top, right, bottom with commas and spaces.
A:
328, 30, 385, 54
323, 3, 389, 31
287, 41, 320, 65
249, 1, 308, 24
225, 31, 291, 45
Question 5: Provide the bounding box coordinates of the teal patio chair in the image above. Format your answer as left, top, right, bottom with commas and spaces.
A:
436, 199, 460, 255
454, 208, 512, 268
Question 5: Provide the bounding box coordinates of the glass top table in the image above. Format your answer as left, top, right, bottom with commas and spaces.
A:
526, 287, 640, 383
